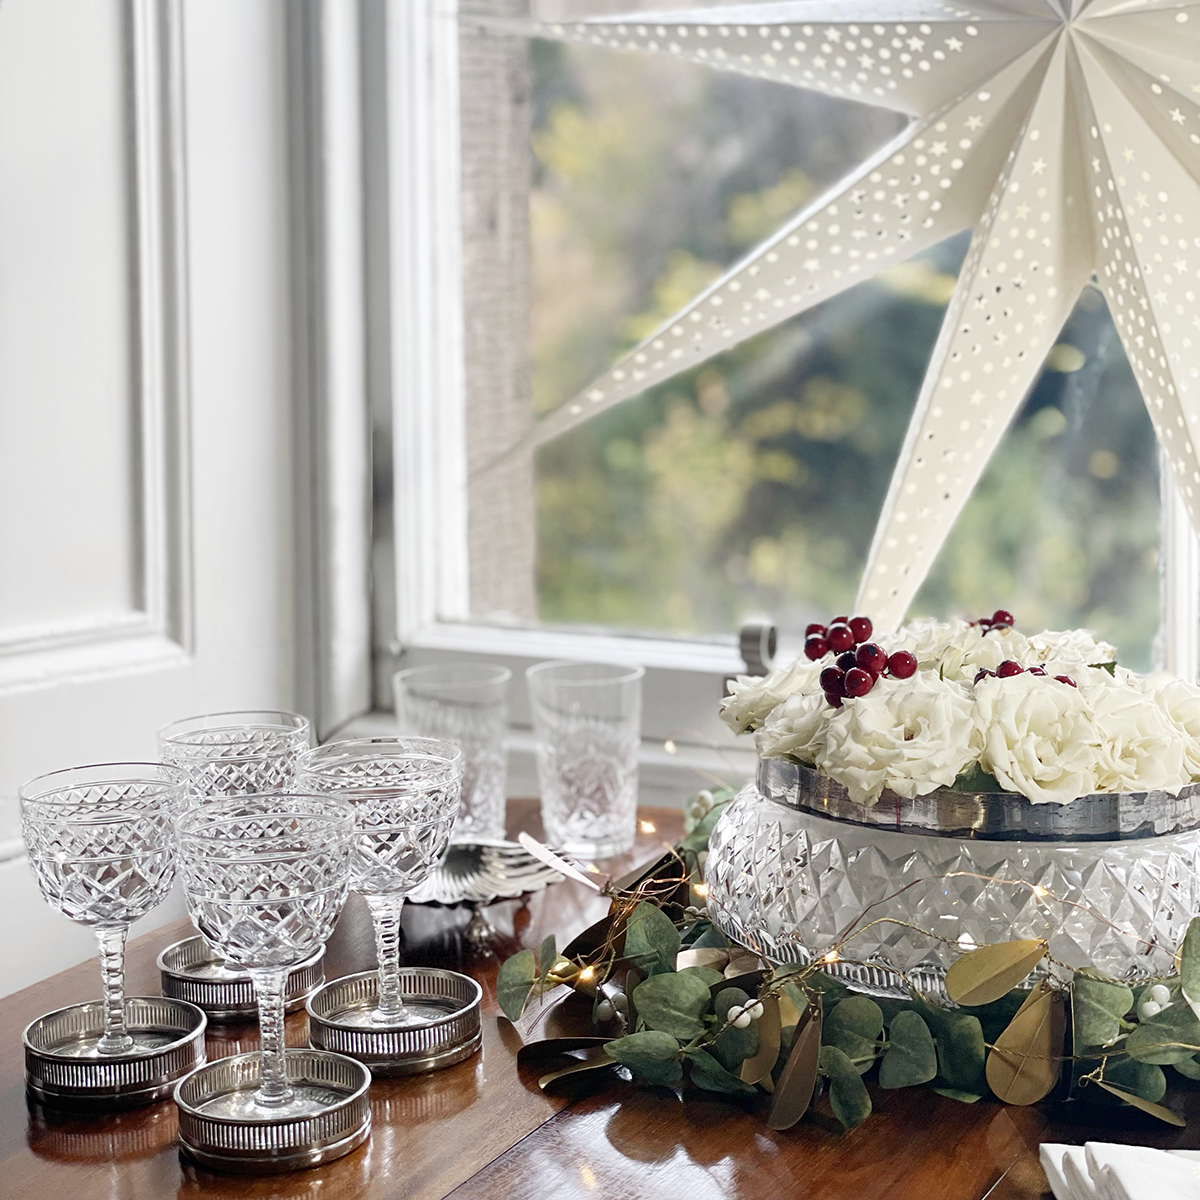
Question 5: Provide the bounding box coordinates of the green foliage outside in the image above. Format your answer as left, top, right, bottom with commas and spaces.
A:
530, 43, 1160, 668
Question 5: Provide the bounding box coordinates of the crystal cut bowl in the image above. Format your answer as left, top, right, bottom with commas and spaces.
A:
704, 758, 1200, 996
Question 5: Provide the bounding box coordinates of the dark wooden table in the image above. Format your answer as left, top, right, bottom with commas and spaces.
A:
4, 801, 1198, 1199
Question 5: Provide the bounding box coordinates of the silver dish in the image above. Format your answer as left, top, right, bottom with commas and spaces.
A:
306, 968, 482, 1076
407, 839, 564, 906
24, 997, 206, 1109
761, 756, 1200, 840
174, 1049, 371, 1174
158, 936, 324, 1021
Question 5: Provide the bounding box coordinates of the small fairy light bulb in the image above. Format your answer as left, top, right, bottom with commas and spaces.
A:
577, 965, 596, 983
692, 882, 709, 899
1148, 983, 1171, 1006
822, 949, 840, 964
1032, 886, 1050, 900
639, 819, 657, 834
663, 738, 678, 755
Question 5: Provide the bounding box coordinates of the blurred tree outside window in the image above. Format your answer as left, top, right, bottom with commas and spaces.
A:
525, 40, 1161, 670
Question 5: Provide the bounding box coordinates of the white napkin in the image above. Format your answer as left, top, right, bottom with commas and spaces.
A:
1040, 1143, 1200, 1200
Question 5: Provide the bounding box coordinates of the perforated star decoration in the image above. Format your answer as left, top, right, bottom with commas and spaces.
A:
511, 0, 1200, 629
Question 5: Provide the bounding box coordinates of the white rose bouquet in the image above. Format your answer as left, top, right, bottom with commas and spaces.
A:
721, 609, 1198, 807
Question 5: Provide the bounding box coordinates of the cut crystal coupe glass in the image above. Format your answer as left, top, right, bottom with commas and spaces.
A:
299, 738, 464, 1037
158, 710, 310, 805
20, 763, 206, 1106
174, 795, 355, 1120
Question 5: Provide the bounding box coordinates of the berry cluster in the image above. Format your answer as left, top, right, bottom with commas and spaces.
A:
805, 615, 918, 709
972, 608, 1015, 633
974, 660, 1076, 688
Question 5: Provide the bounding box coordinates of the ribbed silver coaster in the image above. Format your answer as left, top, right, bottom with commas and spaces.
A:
24, 997, 206, 1109
158, 936, 324, 1021
307, 969, 482, 1076
174, 1049, 371, 1174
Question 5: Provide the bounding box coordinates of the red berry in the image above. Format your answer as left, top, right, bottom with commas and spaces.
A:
848, 615, 874, 643
819, 666, 845, 695
1028, 666, 1047, 676
830, 615, 849, 627
805, 622, 828, 638
992, 609, 1014, 628
824, 691, 843, 708
828, 623, 855, 653
856, 642, 888, 674
804, 635, 829, 661
1055, 675, 1077, 688
886, 650, 917, 679
843, 667, 874, 697
997, 660, 1024, 678
974, 668, 995, 684
836, 650, 858, 672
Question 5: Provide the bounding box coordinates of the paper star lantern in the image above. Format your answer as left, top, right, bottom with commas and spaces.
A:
516, 1, 1200, 629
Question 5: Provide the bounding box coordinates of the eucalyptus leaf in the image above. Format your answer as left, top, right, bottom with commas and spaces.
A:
497, 948, 539, 1022
945, 940, 1047, 1007
823, 996, 883, 1074
1072, 975, 1133, 1050
714, 987, 759, 1071
1126, 1000, 1200, 1065
1091, 660, 1118, 676
685, 1047, 757, 1096
1180, 916, 1200, 1021
809, 972, 854, 1010
819, 1045, 872, 1129
680, 802, 731, 852
633, 970, 712, 1040
624, 901, 681, 976
950, 763, 1005, 793
605, 1030, 683, 1086
679, 965, 725, 988
1097, 1056, 1167, 1103
931, 1087, 981, 1103
879, 1010, 937, 1090
1172, 1054, 1200, 1081
689, 923, 729, 950
913, 999, 987, 1094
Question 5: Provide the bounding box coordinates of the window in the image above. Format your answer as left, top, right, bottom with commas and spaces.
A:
360, 2, 1200, 773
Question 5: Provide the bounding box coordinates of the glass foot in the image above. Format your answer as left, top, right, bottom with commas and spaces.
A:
332, 996, 462, 1030
194, 1082, 350, 1121
46, 1029, 177, 1060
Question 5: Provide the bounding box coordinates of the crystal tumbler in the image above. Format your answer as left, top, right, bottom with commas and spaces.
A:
525, 660, 644, 859
174, 795, 355, 1121
158, 710, 310, 806
394, 662, 510, 841
298, 738, 463, 1032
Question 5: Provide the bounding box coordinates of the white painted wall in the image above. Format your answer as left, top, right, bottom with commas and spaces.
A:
0, 0, 304, 995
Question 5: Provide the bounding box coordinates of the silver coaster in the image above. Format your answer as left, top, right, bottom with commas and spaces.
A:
158, 936, 324, 1021
174, 1049, 371, 1174
24, 997, 207, 1109
307, 969, 482, 1076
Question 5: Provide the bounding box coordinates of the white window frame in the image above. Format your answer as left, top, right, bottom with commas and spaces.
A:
303, 0, 1200, 778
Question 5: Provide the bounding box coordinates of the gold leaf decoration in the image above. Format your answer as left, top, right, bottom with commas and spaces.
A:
740, 995, 782, 1086
1092, 1080, 1187, 1128
985, 981, 1064, 1106
767, 1003, 821, 1131
945, 940, 1048, 1007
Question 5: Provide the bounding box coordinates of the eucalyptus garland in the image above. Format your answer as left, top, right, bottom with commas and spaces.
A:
498, 790, 1200, 1131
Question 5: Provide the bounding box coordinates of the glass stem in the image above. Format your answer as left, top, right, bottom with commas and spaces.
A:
250, 967, 293, 1106
367, 893, 409, 1024
95, 925, 134, 1055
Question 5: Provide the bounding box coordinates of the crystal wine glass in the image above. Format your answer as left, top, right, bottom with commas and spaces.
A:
158, 710, 310, 806
297, 738, 463, 1028
20, 763, 184, 1057
174, 795, 354, 1118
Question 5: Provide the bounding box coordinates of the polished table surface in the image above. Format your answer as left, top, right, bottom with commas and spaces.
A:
4, 800, 1200, 1199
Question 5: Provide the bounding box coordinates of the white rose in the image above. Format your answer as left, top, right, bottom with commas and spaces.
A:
1028, 628, 1116, 670
1146, 675, 1200, 779
888, 617, 969, 668
720, 655, 821, 734
756, 691, 833, 765
1088, 682, 1188, 793
973, 673, 1100, 804
818, 673, 976, 807
940, 624, 1032, 683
